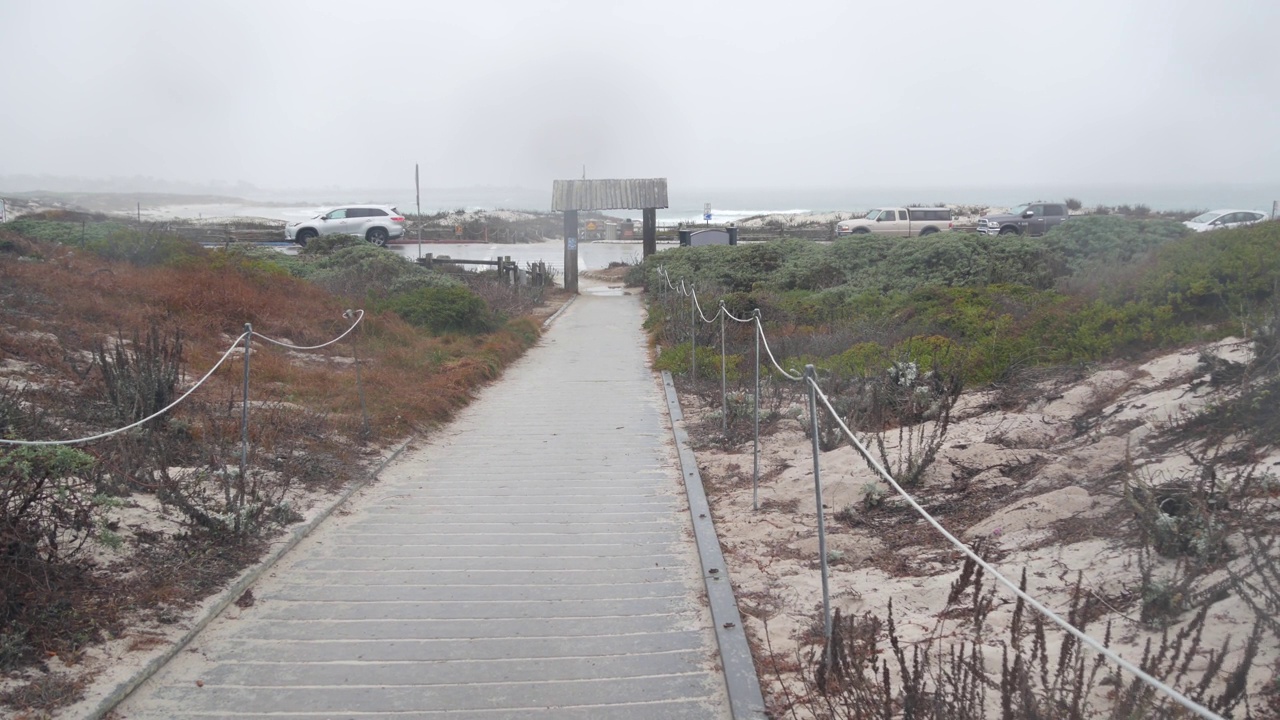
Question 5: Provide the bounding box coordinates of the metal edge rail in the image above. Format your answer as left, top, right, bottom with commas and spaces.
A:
661, 370, 767, 719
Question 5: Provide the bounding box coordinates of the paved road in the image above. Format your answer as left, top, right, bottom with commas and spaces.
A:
114, 290, 731, 719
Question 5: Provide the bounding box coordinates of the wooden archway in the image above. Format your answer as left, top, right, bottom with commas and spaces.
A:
551, 178, 668, 293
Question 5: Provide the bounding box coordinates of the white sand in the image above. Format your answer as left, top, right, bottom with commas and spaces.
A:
681, 336, 1277, 714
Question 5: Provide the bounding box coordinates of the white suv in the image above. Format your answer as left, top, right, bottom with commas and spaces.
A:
286, 205, 406, 247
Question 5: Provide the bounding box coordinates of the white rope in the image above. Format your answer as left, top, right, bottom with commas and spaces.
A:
722, 306, 756, 324
252, 309, 364, 350
757, 319, 803, 381
0, 332, 250, 446
659, 266, 685, 294
1, 310, 368, 447
692, 287, 721, 324
807, 377, 1225, 720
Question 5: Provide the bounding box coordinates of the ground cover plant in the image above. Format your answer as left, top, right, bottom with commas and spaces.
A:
0, 220, 554, 713
639, 215, 1280, 717
639, 216, 1275, 388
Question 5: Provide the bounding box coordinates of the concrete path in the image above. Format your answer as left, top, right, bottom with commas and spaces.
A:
115, 290, 732, 719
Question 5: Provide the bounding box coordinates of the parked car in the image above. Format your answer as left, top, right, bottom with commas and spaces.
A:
976, 202, 1070, 236
286, 205, 406, 247
836, 207, 952, 237
1182, 209, 1269, 233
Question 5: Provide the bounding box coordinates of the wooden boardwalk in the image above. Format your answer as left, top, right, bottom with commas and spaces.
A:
115, 291, 735, 719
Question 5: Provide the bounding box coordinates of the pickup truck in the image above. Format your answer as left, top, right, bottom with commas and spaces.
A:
836, 207, 952, 237
976, 202, 1070, 236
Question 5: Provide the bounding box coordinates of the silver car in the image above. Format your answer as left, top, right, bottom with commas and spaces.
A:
1182, 209, 1269, 233
286, 205, 406, 247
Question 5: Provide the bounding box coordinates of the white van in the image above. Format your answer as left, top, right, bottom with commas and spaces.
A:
836, 207, 952, 237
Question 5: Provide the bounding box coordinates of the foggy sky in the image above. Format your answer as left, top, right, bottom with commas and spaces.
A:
2, 0, 1278, 194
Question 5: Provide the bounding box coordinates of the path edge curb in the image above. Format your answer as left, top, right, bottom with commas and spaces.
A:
85, 436, 416, 720
541, 293, 576, 330
661, 370, 767, 719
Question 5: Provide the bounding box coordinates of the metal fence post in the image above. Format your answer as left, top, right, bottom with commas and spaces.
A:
720, 301, 727, 436
753, 310, 761, 512
805, 364, 832, 658
349, 311, 370, 439
238, 323, 251, 534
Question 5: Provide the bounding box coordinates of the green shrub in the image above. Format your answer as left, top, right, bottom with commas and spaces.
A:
382, 285, 497, 334
642, 233, 1052, 298
85, 228, 206, 267
653, 342, 737, 379
821, 342, 888, 377
1043, 215, 1189, 280
205, 244, 293, 277
1135, 220, 1280, 319
869, 232, 1052, 292
299, 233, 364, 255
300, 244, 457, 299
5, 219, 128, 246
643, 215, 1268, 392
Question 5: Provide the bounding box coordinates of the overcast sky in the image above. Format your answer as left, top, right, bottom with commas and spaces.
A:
2, 0, 1278, 195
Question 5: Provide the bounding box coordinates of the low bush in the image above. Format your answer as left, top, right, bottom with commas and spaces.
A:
1, 445, 100, 669
1042, 214, 1189, 280
4, 218, 128, 246
298, 243, 458, 300
299, 233, 364, 255
85, 228, 206, 267
1135, 220, 1280, 319
799, 560, 1260, 719
654, 342, 740, 381
644, 233, 1054, 298
381, 285, 498, 334
0, 230, 41, 258
94, 325, 185, 426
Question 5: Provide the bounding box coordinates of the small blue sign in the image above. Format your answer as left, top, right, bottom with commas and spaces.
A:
703, 213, 712, 222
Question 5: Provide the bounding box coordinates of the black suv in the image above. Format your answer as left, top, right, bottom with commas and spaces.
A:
976, 202, 1069, 236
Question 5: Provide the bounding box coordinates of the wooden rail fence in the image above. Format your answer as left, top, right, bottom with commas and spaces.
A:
415, 254, 552, 288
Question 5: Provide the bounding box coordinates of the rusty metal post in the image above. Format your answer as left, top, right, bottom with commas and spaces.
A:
350, 311, 370, 440
753, 310, 761, 511
805, 364, 832, 658
238, 323, 251, 534
690, 288, 697, 383
720, 301, 727, 436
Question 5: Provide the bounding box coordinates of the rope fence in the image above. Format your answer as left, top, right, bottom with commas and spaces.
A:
655, 265, 1225, 720
1, 310, 364, 448
1, 310, 369, 512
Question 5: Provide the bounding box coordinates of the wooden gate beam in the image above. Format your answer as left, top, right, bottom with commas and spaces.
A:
642, 208, 657, 257
563, 210, 579, 294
